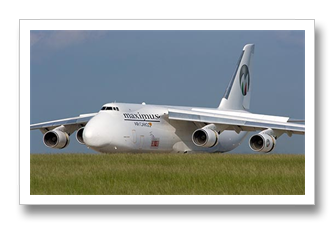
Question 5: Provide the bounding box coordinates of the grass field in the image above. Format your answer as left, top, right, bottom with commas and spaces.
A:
30, 153, 305, 195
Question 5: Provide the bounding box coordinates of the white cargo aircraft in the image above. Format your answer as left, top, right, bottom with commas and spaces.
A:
31, 44, 305, 154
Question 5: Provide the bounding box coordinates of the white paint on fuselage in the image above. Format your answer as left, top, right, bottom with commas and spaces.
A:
83, 103, 248, 153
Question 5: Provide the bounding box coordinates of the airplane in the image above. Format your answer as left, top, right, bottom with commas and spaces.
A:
30, 44, 305, 154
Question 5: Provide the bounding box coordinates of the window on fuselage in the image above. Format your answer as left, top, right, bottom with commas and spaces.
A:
101, 106, 119, 111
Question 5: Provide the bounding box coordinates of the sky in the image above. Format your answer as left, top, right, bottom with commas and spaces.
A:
30, 30, 305, 154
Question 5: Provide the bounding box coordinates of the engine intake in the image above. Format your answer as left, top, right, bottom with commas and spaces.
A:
43, 129, 70, 149
76, 127, 85, 144
192, 124, 219, 148
249, 132, 276, 153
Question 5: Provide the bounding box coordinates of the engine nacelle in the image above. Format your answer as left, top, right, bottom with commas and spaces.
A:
192, 124, 219, 148
249, 132, 276, 153
43, 129, 70, 149
76, 127, 85, 144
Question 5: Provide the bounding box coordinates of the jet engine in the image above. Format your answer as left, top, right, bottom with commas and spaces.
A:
43, 129, 70, 149
192, 124, 219, 148
76, 127, 85, 144
249, 130, 276, 153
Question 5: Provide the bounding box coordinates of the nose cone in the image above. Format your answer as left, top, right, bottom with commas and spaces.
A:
83, 113, 113, 149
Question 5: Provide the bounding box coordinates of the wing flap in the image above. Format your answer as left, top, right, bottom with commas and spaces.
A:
168, 109, 304, 135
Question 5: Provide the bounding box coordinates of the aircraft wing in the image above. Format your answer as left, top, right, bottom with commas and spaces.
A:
168, 108, 304, 135
30, 113, 97, 133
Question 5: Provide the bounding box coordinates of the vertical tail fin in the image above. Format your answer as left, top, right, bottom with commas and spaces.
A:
218, 44, 254, 111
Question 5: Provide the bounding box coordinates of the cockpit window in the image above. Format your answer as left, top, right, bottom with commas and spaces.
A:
101, 106, 119, 111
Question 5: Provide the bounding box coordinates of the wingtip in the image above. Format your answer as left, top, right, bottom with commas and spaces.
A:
287, 119, 305, 123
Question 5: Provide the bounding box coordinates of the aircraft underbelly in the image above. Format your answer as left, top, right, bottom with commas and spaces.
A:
86, 109, 248, 154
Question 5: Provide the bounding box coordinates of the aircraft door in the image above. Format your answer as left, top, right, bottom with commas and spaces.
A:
132, 129, 137, 143
139, 135, 145, 149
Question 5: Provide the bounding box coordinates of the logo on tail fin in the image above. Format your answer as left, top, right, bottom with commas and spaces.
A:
239, 65, 250, 96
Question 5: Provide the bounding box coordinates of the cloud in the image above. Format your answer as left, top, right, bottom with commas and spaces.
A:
31, 30, 107, 49
30, 31, 45, 47
274, 31, 305, 47
30, 30, 108, 63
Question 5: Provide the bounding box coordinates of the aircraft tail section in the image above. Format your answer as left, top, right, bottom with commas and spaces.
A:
218, 44, 254, 111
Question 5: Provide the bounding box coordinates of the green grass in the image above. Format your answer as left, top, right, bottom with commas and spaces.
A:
30, 153, 305, 195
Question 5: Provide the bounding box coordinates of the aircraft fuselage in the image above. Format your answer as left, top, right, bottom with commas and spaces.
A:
82, 103, 248, 153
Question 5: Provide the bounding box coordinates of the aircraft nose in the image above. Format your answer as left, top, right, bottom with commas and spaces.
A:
83, 113, 112, 148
